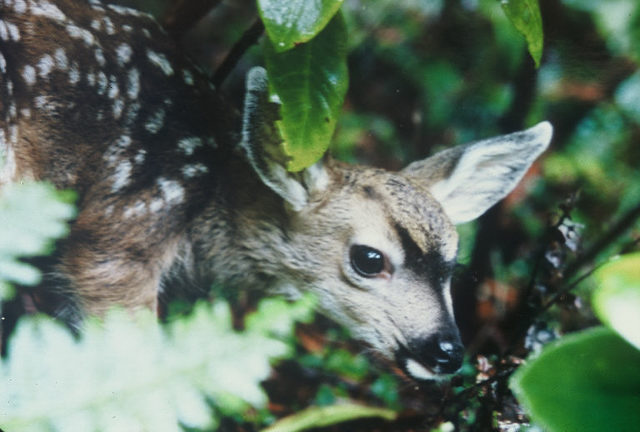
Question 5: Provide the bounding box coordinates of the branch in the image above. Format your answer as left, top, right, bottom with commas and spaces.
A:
563, 202, 640, 281
162, 0, 222, 40
212, 18, 265, 88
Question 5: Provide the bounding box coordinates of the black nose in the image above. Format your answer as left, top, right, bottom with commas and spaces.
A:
409, 333, 464, 375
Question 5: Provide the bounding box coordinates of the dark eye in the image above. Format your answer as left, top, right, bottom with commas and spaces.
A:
350, 245, 385, 277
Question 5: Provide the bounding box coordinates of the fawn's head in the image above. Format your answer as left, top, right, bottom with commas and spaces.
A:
242, 68, 552, 380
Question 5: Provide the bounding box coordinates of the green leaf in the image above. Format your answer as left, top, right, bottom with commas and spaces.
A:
0, 182, 75, 291
593, 253, 640, 350
510, 327, 640, 432
257, 0, 344, 53
261, 403, 397, 432
264, 11, 348, 172
501, 0, 544, 67
0, 297, 313, 431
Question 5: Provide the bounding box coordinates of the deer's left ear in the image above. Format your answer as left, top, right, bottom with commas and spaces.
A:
402, 122, 552, 224
240, 67, 329, 211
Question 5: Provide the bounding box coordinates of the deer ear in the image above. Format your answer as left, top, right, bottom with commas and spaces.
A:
402, 122, 552, 224
240, 67, 329, 211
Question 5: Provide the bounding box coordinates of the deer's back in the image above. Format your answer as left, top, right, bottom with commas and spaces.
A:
0, 0, 233, 207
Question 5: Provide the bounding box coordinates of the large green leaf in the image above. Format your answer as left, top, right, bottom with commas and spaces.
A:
264, 11, 348, 172
510, 327, 640, 432
257, 0, 344, 52
593, 253, 640, 350
501, 0, 544, 67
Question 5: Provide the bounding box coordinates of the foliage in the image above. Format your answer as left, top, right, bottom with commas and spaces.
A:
510, 254, 640, 432
593, 253, 640, 349
263, 12, 349, 172
255, 0, 544, 171
0, 296, 316, 431
261, 403, 396, 432
501, 0, 544, 67
0, 182, 75, 300
257, 0, 344, 52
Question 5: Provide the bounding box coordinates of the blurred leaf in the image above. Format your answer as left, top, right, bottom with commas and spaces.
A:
324, 349, 370, 381
246, 294, 316, 338
261, 403, 397, 432
257, 0, 344, 52
264, 11, 348, 172
0, 182, 75, 292
501, 0, 544, 67
0, 296, 313, 431
593, 253, 640, 350
370, 374, 401, 410
510, 327, 640, 432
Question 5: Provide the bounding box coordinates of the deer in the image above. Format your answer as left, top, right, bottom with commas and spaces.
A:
0, 0, 552, 381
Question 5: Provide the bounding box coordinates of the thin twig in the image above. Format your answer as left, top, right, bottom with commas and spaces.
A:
162, 0, 222, 40
212, 18, 265, 88
563, 202, 640, 281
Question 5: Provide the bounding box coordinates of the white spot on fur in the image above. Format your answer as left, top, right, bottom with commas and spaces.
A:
146, 49, 174, 76
0, 137, 16, 184
125, 102, 141, 127
102, 16, 116, 35
105, 135, 132, 165
22, 65, 36, 85
8, 103, 17, 119
54, 48, 68, 70
107, 4, 145, 17
124, 200, 147, 218
158, 177, 184, 204
34, 95, 48, 109
31, 1, 67, 21
0, 52, 6, 74
86, 71, 96, 87
0, 21, 8, 41
126, 68, 140, 99
181, 163, 208, 179
177, 137, 202, 156
182, 69, 194, 86
134, 149, 146, 164
108, 75, 119, 99
145, 109, 165, 134
13, 0, 27, 14
8, 124, 18, 143
149, 198, 163, 212
97, 71, 108, 95
37, 54, 55, 78
66, 24, 95, 46
0, 20, 20, 41
112, 160, 132, 192
94, 48, 106, 66
20, 108, 31, 118
90, 19, 101, 31
112, 98, 125, 119
116, 43, 133, 66
68, 62, 80, 84
121, 24, 133, 32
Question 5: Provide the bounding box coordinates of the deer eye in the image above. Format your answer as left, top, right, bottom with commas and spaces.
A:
350, 245, 385, 277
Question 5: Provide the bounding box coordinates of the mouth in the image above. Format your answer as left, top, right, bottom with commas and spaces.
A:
394, 342, 458, 382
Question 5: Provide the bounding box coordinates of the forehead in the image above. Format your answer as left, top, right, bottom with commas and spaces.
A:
347, 170, 458, 261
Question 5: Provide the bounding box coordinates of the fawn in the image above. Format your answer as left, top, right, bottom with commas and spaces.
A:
0, 0, 552, 380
